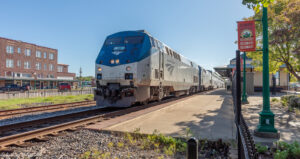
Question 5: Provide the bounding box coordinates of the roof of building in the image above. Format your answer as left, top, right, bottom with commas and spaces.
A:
0, 36, 57, 51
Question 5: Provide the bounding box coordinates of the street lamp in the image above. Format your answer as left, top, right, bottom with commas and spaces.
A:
254, 6, 278, 138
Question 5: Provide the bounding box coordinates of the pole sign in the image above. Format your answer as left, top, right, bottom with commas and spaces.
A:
238, 21, 256, 52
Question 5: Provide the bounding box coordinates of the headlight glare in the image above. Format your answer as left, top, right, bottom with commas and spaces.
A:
110, 59, 115, 64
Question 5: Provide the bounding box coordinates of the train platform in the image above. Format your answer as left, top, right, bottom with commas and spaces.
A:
86, 89, 236, 141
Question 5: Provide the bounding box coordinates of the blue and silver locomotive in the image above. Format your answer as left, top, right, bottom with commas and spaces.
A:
95, 30, 224, 107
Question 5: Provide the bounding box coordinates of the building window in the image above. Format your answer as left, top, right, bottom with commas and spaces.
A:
6, 59, 14, 68
49, 53, 54, 60
17, 60, 21, 67
25, 49, 31, 56
22, 73, 32, 78
36, 62, 41, 70
17, 48, 21, 53
36, 51, 41, 58
47, 74, 54, 78
24, 61, 31, 69
44, 52, 47, 59
6, 46, 14, 54
49, 64, 54, 71
44, 64, 47, 70
58, 66, 63, 72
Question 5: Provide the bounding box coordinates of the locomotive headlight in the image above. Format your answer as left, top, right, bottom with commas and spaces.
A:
110, 59, 115, 64
98, 67, 102, 72
115, 59, 120, 64
126, 66, 131, 71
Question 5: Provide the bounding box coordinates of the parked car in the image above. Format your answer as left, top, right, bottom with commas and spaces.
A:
0, 84, 27, 93
289, 82, 300, 91
58, 83, 71, 92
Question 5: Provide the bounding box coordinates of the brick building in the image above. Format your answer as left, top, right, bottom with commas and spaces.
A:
0, 37, 76, 89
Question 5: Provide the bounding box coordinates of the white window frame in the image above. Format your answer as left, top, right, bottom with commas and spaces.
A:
49, 64, 54, 71
24, 61, 31, 69
6, 46, 14, 54
6, 59, 14, 68
44, 63, 47, 70
49, 53, 54, 60
17, 48, 21, 53
36, 62, 41, 70
25, 49, 31, 56
44, 52, 47, 59
58, 66, 63, 72
17, 60, 21, 67
36, 51, 41, 58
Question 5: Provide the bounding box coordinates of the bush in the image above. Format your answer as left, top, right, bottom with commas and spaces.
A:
289, 96, 300, 109
274, 141, 300, 159
281, 95, 300, 109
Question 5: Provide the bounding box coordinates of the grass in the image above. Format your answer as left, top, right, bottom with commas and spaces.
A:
0, 94, 94, 110
79, 129, 187, 159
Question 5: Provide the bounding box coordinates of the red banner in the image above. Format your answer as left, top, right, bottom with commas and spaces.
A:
238, 21, 256, 52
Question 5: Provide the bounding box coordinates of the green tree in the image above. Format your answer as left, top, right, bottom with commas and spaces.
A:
242, 0, 274, 8
243, 0, 300, 81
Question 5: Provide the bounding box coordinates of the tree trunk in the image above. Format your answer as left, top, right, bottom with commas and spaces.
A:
285, 62, 300, 81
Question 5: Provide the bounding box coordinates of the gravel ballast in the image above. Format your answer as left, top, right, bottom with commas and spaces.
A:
0, 129, 185, 159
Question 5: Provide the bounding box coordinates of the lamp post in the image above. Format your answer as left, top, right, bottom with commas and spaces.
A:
33, 72, 37, 90
254, 7, 278, 137
242, 52, 248, 104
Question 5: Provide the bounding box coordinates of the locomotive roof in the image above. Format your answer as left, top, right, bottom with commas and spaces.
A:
106, 30, 202, 70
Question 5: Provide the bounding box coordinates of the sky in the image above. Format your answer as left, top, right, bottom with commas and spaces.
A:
0, 0, 254, 76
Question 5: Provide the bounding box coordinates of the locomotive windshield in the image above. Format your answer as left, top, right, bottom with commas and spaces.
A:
105, 36, 144, 45
105, 37, 122, 45
124, 36, 144, 44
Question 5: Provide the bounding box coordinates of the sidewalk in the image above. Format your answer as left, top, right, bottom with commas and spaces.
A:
242, 95, 300, 145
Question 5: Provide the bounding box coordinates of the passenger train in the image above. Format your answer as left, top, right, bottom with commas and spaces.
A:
94, 30, 224, 107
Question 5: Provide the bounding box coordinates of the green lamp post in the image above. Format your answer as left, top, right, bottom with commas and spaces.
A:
242, 52, 248, 104
254, 6, 278, 137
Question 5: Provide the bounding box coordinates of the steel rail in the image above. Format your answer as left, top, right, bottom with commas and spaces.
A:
0, 101, 96, 119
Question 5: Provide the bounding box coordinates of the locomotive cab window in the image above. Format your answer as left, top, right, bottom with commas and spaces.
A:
124, 36, 144, 44
105, 37, 123, 45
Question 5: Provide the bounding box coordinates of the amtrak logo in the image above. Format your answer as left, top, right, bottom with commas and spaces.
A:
165, 63, 174, 75
112, 46, 126, 55
112, 51, 123, 55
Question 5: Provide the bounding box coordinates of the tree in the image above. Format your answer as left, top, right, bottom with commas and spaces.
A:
242, 0, 274, 8
243, 0, 300, 81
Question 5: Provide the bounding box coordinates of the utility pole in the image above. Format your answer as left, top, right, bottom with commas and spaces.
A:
242, 52, 248, 104
79, 67, 83, 90
254, 7, 278, 137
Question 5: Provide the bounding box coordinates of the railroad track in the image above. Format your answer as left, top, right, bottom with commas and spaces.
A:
0, 100, 96, 119
0, 89, 216, 152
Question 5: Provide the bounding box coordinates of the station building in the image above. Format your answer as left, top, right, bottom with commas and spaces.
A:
0, 37, 76, 89
214, 53, 289, 94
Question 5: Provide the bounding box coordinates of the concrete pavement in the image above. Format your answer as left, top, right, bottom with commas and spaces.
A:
99, 89, 236, 140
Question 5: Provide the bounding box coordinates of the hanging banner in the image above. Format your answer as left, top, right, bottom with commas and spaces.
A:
238, 21, 256, 52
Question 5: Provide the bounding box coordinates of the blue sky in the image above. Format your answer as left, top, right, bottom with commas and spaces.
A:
0, 0, 253, 76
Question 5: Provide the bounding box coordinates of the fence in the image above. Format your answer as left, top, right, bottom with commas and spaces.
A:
0, 88, 94, 100
232, 50, 258, 159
